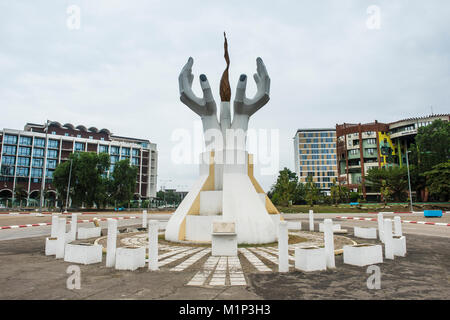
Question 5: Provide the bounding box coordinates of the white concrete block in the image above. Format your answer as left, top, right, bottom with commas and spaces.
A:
115, 246, 146, 271
394, 216, 402, 237
287, 221, 301, 230
309, 210, 314, 231
354, 227, 377, 239
77, 227, 101, 239
69, 213, 78, 241
294, 247, 326, 272
384, 218, 394, 260
278, 221, 289, 272
323, 219, 335, 268
212, 233, 238, 256
106, 218, 118, 268
142, 210, 148, 228
64, 243, 103, 265
45, 237, 58, 256
51, 215, 59, 238
343, 244, 383, 266
56, 218, 66, 259
377, 213, 384, 243
148, 220, 159, 270
319, 223, 341, 232
392, 236, 406, 257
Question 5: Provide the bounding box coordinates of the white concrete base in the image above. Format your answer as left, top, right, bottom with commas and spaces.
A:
287, 222, 301, 230
392, 236, 406, 257
185, 215, 222, 242
65, 232, 75, 243
115, 247, 146, 271
354, 227, 377, 239
319, 223, 341, 232
199, 190, 223, 215
77, 227, 101, 239
45, 237, 58, 256
343, 244, 383, 267
294, 247, 326, 272
212, 233, 238, 256
64, 243, 103, 265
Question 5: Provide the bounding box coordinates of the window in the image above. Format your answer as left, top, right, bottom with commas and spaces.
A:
65, 133, 69, 136
51, 131, 56, 135
3, 145, 16, 155
99, 145, 109, 153
46, 169, 54, 178
17, 157, 30, 166
74, 142, 85, 151
121, 147, 130, 156
18, 147, 31, 156
48, 139, 59, 149
131, 157, 139, 166
19, 136, 32, 145
1, 166, 14, 176
110, 155, 119, 164
111, 146, 119, 155
366, 148, 377, 155
47, 150, 58, 158
349, 149, 359, 155
1, 156, 15, 165
132, 149, 139, 157
100, 137, 105, 141
366, 138, 376, 145
33, 148, 44, 157
4, 134, 18, 144
33, 158, 44, 167
47, 159, 57, 169
34, 138, 45, 147
17, 167, 29, 177
31, 168, 43, 177
109, 165, 115, 173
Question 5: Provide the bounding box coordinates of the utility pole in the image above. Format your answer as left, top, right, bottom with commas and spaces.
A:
405, 148, 413, 213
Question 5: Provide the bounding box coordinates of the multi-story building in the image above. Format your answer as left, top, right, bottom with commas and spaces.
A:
0, 121, 158, 205
388, 114, 450, 167
336, 121, 390, 200
293, 128, 337, 194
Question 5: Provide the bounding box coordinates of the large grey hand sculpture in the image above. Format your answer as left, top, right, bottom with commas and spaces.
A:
178, 57, 221, 150
232, 57, 271, 132
178, 55, 270, 151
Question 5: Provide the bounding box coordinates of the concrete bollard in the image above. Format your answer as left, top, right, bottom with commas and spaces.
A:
278, 221, 289, 272
384, 218, 394, 260
393, 216, 402, 237
142, 210, 148, 228
55, 218, 66, 259
309, 210, 314, 231
148, 220, 159, 270
377, 213, 384, 243
324, 219, 335, 268
51, 215, 59, 238
106, 218, 118, 267
70, 213, 78, 241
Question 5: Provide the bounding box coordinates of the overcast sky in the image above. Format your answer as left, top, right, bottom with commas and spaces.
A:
1, 1, 449, 191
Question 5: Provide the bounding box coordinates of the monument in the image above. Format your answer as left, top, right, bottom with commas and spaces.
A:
165, 34, 280, 244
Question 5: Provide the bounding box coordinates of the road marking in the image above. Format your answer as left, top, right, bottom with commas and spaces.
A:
158, 247, 204, 267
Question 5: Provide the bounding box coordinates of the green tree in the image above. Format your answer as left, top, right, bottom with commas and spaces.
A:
269, 168, 303, 206
109, 159, 138, 207
304, 176, 320, 206
53, 152, 110, 208
14, 184, 27, 205
423, 161, 450, 201
330, 179, 350, 205
365, 166, 408, 202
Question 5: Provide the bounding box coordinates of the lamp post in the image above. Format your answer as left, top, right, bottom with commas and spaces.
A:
64, 158, 73, 213
39, 120, 49, 214
405, 149, 413, 213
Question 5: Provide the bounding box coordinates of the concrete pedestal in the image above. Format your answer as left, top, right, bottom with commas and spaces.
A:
148, 220, 159, 270
56, 218, 66, 259
384, 218, 394, 260
392, 236, 406, 257
106, 219, 118, 268
343, 244, 383, 267
78, 227, 101, 239
309, 210, 314, 231
354, 227, 377, 239
212, 233, 238, 256
278, 221, 289, 272
115, 247, 146, 271
394, 216, 402, 237
294, 247, 326, 272
64, 243, 103, 265
45, 237, 57, 256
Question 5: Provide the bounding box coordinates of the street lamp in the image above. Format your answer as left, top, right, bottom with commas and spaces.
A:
64, 158, 73, 213
405, 149, 413, 213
